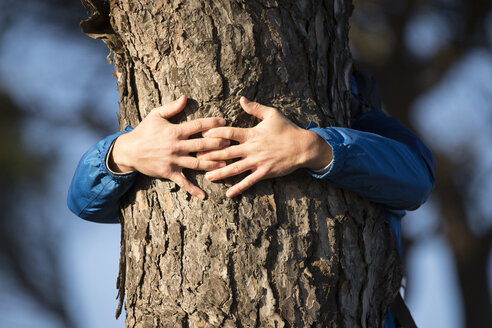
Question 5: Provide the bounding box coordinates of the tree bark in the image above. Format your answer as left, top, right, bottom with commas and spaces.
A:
81, 1, 401, 327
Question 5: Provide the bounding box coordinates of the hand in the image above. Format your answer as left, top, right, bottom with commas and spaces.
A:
109, 95, 229, 199
199, 97, 332, 197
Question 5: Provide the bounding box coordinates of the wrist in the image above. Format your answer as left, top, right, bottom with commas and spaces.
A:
108, 133, 135, 174
299, 130, 333, 170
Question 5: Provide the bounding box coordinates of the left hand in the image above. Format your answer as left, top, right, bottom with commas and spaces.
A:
110, 95, 229, 199
199, 97, 332, 197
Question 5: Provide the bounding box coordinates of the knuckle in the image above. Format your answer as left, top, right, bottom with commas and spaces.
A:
207, 161, 218, 170
171, 175, 184, 186
213, 138, 222, 147
180, 180, 191, 190
208, 118, 218, 127
194, 139, 204, 150
168, 126, 180, 138
248, 130, 258, 139
232, 164, 242, 174
252, 142, 262, 153
193, 120, 203, 131
191, 159, 200, 170
210, 139, 219, 148
168, 143, 179, 154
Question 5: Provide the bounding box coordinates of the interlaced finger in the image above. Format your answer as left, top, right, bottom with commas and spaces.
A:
203, 127, 249, 143
178, 117, 227, 138
175, 156, 226, 171
177, 138, 230, 154
196, 150, 211, 159
199, 144, 244, 161
205, 159, 253, 182
170, 172, 205, 200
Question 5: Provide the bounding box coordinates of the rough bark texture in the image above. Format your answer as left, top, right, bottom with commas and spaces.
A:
82, 0, 401, 327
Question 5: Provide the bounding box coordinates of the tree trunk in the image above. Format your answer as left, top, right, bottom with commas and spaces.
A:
81, 0, 401, 327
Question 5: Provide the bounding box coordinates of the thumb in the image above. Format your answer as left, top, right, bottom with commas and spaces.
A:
158, 95, 187, 119
240, 96, 272, 120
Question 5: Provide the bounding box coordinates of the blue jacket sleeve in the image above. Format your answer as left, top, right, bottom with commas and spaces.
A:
67, 126, 137, 223
307, 110, 435, 210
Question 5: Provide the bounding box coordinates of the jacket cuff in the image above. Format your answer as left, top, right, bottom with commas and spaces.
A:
105, 140, 137, 176
100, 126, 137, 181
305, 122, 345, 179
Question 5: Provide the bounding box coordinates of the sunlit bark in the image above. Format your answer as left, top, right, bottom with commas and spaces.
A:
82, 1, 401, 326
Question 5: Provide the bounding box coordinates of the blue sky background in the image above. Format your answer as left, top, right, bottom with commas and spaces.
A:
0, 2, 491, 327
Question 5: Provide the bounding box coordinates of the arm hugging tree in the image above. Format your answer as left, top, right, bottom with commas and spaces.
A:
80, 1, 402, 327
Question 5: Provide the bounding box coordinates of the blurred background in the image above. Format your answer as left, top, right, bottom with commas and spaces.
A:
0, 0, 491, 327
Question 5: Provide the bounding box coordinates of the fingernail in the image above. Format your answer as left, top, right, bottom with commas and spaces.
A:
199, 193, 205, 200
226, 189, 234, 197
205, 172, 214, 181
219, 161, 226, 167
203, 130, 210, 137
219, 118, 226, 125
242, 96, 249, 104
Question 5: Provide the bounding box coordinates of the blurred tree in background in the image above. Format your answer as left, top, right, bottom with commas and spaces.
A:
350, 0, 492, 327
0, 0, 491, 327
0, 92, 73, 327
0, 0, 112, 327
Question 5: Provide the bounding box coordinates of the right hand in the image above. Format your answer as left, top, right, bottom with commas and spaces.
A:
109, 95, 229, 199
198, 97, 332, 198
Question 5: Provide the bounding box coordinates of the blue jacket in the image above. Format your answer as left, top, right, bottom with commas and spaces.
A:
67, 96, 434, 328
67, 125, 137, 223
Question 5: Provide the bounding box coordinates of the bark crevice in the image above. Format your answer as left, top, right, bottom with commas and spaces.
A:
206, 3, 229, 100
226, 252, 243, 328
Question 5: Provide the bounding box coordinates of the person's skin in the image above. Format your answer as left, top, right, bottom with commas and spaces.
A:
109, 95, 229, 200
199, 96, 333, 198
